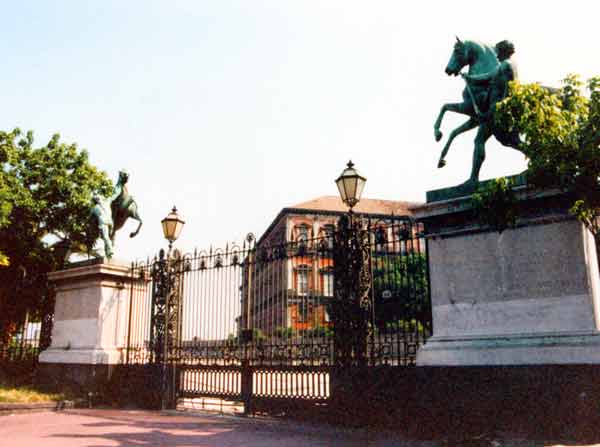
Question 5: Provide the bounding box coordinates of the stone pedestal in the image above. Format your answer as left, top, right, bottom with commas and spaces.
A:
414, 187, 600, 365
38, 259, 138, 392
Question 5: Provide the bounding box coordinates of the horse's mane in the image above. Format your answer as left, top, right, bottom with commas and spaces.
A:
455, 39, 495, 53
454, 39, 499, 71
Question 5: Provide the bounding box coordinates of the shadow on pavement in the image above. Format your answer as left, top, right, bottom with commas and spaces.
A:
46, 409, 415, 447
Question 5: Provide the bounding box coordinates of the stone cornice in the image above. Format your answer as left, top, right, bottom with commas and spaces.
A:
48, 260, 132, 283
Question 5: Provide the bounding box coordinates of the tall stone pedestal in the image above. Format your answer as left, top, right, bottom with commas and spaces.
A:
37, 259, 136, 392
414, 187, 600, 366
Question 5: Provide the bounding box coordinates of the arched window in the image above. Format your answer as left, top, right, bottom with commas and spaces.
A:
297, 224, 309, 243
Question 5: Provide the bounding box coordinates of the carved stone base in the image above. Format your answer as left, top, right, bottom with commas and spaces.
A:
417, 332, 600, 366
413, 188, 600, 366
38, 347, 125, 365
39, 258, 140, 366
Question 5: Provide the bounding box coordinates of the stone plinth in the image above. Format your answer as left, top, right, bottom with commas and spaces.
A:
39, 259, 135, 365
36, 258, 149, 397
414, 188, 600, 365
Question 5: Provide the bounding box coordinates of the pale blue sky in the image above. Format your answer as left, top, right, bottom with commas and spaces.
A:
2, 1, 599, 261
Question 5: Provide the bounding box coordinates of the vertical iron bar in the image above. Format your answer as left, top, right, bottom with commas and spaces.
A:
125, 262, 136, 365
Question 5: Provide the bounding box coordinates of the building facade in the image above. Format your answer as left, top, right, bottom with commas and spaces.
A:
239, 196, 421, 340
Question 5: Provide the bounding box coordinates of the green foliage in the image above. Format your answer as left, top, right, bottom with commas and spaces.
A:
225, 332, 239, 348
495, 75, 600, 238
251, 328, 266, 343
371, 253, 429, 329
300, 325, 333, 339
381, 319, 425, 334
275, 326, 294, 339
0, 128, 112, 337
0, 385, 67, 403
471, 177, 518, 232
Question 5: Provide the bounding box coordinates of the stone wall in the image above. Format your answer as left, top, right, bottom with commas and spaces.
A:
414, 188, 600, 365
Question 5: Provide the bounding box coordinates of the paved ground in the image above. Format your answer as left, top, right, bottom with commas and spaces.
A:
0, 409, 597, 446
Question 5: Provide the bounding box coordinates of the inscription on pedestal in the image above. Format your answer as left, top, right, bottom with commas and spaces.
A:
415, 188, 600, 365
431, 220, 588, 306
429, 219, 596, 337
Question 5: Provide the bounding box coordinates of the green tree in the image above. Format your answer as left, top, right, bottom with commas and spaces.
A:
0, 141, 14, 267
0, 128, 112, 342
471, 177, 518, 233
495, 75, 600, 241
371, 252, 430, 331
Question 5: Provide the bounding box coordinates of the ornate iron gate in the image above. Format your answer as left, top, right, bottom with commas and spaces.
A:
124, 215, 431, 412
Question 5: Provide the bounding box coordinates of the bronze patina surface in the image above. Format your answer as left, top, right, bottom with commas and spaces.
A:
433, 38, 523, 185
90, 170, 142, 258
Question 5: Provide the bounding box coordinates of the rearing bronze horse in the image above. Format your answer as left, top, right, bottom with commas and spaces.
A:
110, 170, 142, 240
433, 37, 522, 184
88, 170, 142, 259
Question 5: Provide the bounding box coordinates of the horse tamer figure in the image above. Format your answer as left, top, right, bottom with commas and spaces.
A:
433, 37, 523, 185
90, 170, 142, 259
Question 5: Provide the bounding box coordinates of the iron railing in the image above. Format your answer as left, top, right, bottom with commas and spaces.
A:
122, 215, 431, 406
0, 317, 42, 369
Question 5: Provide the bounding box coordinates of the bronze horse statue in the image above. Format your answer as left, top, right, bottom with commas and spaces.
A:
110, 170, 142, 240
433, 37, 523, 184
89, 170, 142, 259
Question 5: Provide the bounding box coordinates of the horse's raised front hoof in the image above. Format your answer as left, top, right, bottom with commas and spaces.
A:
434, 129, 443, 142
129, 232, 137, 238
437, 159, 446, 168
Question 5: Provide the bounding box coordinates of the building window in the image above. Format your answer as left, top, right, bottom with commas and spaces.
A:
298, 271, 308, 295
298, 301, 312, 323
323, 224, 335, 249
322, 270, 333, 297
375, 226, 387, 252
296, 265, 310, 296
296, 224, 309, 246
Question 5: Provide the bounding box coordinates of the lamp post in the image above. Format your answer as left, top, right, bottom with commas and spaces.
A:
158, 206, 185, 410
335, 160, 367, 213
332, 160, 371, 370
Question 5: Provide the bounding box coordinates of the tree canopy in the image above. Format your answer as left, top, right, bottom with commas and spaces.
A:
495, 75, 600, 238
0, 128, 112, 338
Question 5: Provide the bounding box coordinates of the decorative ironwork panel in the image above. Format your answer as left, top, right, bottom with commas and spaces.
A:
331, 213, 373, 368
179, 365, 242, 399
252, 367, 330, 401
149, 249, 182, 365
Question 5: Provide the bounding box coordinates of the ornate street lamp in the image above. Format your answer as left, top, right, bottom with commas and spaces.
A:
335, 160, 367, 212
161, 206, 185, 252
158, 206, 185, 411
332, 160, 370, 368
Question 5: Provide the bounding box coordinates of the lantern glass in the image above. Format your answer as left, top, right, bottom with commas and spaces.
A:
161, 207, 185, 243
355, 175, 366, 202
335, 160, 366, 209
336, 177, 348, 203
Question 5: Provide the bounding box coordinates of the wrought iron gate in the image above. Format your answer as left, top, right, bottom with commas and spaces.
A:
124, 215, 431, 412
